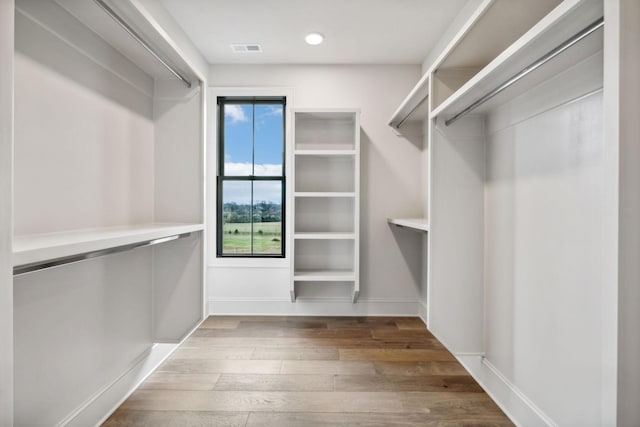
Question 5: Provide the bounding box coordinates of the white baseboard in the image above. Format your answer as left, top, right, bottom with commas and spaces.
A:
60, 343, 179, 427
456, 354, 556, 427
208, 298, 420, 316
418, 300, 428, 325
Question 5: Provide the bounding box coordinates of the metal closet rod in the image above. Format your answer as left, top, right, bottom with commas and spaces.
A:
445, 16, 604, 127
13, 232, 192, 276
93, 0, 192, 89
395, 94, 429, 129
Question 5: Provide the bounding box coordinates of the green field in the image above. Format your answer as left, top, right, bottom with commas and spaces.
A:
222, 222, 281, 254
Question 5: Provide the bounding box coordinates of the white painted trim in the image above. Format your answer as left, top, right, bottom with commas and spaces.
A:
418, 301, 428, 326
456, 355, 557, 427
206, 86, 295, 268
62, 316, 205, 427
208, 298, 420, 317
62, 343, 178, 427
0, 0, 13, 423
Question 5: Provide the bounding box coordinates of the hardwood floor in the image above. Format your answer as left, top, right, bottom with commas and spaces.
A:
103, 317, 513, 426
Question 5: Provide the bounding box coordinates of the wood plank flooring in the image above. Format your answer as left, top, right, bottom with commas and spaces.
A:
103, 316, 513, 426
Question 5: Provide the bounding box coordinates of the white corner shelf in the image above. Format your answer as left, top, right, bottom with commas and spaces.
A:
431, 0, 603, 120
13, 223, 204, 268
294, 232, 355, 240
388, 218, 430, 232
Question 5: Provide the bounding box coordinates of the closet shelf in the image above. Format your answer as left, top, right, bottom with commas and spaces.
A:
388, 73, 430, 129
293, 270, 356, 282
431, 0, 603, 121
13, 223, 204, 268
294, 192, 356, 198
52, 0, 199, 85
294, 232, 355, 240
294, 149, 356, 156
294, 144, 355, 151
388, 218, 430, 232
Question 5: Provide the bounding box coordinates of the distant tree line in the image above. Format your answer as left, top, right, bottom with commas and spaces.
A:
223, 201, 281, 223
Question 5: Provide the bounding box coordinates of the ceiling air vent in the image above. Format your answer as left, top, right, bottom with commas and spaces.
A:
231, 44, 262, 53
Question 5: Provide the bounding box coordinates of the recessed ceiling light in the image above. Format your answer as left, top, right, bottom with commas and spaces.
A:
305, 32, 324, 45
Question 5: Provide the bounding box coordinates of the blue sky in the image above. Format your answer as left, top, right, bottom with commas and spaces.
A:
223, 103, 283, 204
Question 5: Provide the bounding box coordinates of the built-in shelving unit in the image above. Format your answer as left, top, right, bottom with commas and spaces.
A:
291, 109, 360, 303
10, 0, 205, 425
388, 0, 611, 425
387, 218, 429, 232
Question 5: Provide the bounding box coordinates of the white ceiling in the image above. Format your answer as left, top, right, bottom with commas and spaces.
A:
158, 0, 468, 65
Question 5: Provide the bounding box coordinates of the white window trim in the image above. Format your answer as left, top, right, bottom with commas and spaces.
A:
207, 87, 294, 268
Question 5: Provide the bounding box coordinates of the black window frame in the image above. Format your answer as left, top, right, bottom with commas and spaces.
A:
216, 96, 286, 258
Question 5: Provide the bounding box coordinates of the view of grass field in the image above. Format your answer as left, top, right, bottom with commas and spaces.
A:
223, 222, 281, 254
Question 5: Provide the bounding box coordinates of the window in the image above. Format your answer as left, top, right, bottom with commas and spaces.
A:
217, 97, 286, 257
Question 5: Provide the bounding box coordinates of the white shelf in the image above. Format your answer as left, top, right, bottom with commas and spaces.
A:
294, 232, 355, 240
52, 0, 200, 84
387, 218, 430, 232
294, 149, 356, 156
291, 109, 360, 303
294, 192, 356, 198
388, 73, 430, 129
293, 270, 356, 282
431, 0, 603, 120
13, 223, 204, 267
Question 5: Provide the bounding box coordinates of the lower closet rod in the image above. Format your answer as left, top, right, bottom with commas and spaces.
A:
13, 232, 191, 276
445, 16, 604, 127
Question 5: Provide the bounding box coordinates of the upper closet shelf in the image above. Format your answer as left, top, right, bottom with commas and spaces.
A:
388, 73, 430, 129
431, 0, 603, 123
388, 218, 430, 232
13, 223, 204, 272
33, 0, 201, 87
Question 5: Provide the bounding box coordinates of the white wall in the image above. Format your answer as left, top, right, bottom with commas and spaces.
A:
421, 0, 485, 73
483, 51, 608, 425
0, 0, 13, 424
13, 251, 154, 426
13, 5, 155, 236
608, 0, 640, 424
207, 65, 425, 315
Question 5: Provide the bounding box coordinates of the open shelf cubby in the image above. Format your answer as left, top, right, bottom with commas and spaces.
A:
291, 109, 360, 302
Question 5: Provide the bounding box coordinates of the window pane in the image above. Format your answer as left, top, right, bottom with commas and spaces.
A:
254, 104, 283, 176
222, 181, 252, 254
223, 104, 253, 176
252, 181, 282, 254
